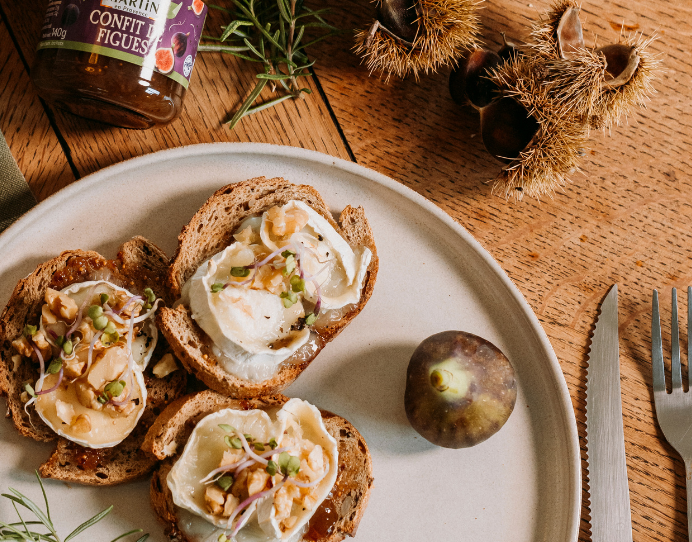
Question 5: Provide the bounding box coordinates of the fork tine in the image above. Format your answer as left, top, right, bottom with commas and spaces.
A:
672, 288, 682, 390
652, 290, 666, 394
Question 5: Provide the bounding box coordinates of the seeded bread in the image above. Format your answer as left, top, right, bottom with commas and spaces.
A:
160, 177, 379, 398
142, 390, 374, 542
0, 236, 187, 485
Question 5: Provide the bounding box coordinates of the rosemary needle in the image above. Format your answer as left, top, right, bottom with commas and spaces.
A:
199, 0, 339, 128
0, 471, 148, 542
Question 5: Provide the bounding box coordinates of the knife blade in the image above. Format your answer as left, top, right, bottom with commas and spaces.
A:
585, 284, 633, 541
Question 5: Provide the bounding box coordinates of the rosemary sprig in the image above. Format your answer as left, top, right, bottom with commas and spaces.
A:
199, 0, 339, 129
0, 471, 148, 542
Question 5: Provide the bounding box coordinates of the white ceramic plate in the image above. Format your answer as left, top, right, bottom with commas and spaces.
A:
0, 143, 579, 542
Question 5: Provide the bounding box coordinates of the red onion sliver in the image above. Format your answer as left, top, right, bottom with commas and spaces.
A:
131, 299, 161, 324
32, 343, 47, 393
259, 446, 289, 459
228, 477, 286, 534
288, 460, 329, 488
313, 281, 322, 316
86, 330, 103, 375
67, 285, 95, 338
36, 367, 63, 396
114, 295, 142, 316
302, 263, 331, 282
238, 433, 268, 465
254, 244, 295, 269
199, 454, 250, 484
233, 459, 257, 476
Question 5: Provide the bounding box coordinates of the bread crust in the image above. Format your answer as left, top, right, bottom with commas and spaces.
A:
143, 390, 374, 542
160, 177, 379, 398
0, 237, 187, 485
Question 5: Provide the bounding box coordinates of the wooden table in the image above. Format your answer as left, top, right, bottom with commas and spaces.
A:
1, 0, 689, 540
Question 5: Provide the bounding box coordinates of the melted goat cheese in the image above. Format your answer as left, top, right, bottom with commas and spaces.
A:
182, 201, 371, 382
34, 280, 157, 448
168, 399, 338, 542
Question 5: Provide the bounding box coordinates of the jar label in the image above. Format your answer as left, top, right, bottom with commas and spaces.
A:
37, 0, 208, 89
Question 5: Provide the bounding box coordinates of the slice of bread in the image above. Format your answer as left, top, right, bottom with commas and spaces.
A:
0, 237, 187, 485
142, 390, 374, 542
160, 177, 379, 398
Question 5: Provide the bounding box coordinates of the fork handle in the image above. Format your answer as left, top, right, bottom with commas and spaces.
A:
686, 458, 692, 540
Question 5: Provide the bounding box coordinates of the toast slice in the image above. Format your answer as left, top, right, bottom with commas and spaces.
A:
160, 177, 379, 398
142, 390, 374, 542
0, 237, 187, 485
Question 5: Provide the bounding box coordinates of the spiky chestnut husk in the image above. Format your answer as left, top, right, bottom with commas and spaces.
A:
493, 118, 589, 201
589, 34, 660, 129
492, 47, 606, 125
354, 0, 481, 81
529, 0, 584, 60
486, 55, 589, 199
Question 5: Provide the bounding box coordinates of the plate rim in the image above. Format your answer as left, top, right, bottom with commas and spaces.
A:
0, 142, 581, 541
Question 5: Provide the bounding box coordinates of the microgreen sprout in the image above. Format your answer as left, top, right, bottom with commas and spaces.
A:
218, 534, 228, 542
283, 254, 296, 276
244, 434, 253, 442
56, 335, 66, 348
104, 321, 117, 335
266, 460, 278, 476
88, 305, 103, 320
268, 438, 278, 449
24, 325, 37, 337
62, 339, 73, 356
290, 276, 305, 293
100, 380, 126, 403
218, 424, 236, 433
305, 313, 317, 326
144, 288, 156, 303
253, 442, 265, 452
93, 315, 109, 330
278, 452, 301, 477
102, 331, 120, 347
280, 291, 298, 308
211, 283, 225, 293
100, 293, 109, 305
0, 470, 149, 542
226, 436, 243, 449
231, 267, 251, 278
46, 359, 63, 375
216, 475, 235, 491
23, 382, 36, 398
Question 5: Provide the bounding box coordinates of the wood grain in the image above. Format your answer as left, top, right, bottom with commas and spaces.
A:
0, 17, 74, 201
0, 1, 350, 178
308, 0, 692, 540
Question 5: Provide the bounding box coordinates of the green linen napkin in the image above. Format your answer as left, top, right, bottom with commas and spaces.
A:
0, 128, 36, 232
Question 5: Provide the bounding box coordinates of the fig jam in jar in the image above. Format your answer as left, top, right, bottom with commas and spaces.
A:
32, 0, 208, 129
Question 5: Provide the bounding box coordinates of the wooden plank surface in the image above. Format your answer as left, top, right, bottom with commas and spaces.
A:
0, 17, 74, 201
3, 0, 692, 540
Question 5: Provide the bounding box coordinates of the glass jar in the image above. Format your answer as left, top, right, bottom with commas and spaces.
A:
32, 0, 208, 130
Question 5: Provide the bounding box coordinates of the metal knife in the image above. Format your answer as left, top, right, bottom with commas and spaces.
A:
585, 284, 633, 541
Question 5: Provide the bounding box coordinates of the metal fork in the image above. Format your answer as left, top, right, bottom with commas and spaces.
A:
652, 287, 692, 540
